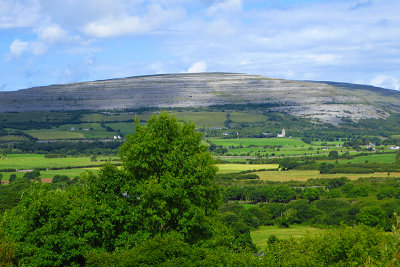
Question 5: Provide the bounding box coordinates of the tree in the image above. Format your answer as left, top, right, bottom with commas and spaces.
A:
278, 158, 299, 171
23, 169, 40, 181
118, 113, 221, 242
9, 174, 16, 183
328, 150, 339, 160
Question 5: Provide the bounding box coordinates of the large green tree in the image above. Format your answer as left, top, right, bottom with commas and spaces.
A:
118, 112, 221, 242
1, 113, 222, 265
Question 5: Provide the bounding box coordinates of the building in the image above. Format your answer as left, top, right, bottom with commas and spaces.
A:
277, 129, 286, 138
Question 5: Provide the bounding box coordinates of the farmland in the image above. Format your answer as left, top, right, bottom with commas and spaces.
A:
251, 225, 326, 248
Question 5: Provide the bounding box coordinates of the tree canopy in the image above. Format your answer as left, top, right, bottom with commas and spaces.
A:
1, 112, 222, 265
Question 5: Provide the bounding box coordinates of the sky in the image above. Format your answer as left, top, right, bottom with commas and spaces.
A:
1, 0, 400, 91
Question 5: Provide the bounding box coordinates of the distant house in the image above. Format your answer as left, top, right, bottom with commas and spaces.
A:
114, 135, 122, 140
277, 129, 286, 138
223, 132, 229, 136
70, 127, 75, 131
390, 146, 400, 150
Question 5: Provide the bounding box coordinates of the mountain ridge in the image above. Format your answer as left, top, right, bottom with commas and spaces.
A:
1, 72, 399, 125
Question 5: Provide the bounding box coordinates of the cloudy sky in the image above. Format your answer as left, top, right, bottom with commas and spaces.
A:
1, 0, 399, 91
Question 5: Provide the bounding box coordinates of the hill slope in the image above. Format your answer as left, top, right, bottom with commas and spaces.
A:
1, 73, 399, 125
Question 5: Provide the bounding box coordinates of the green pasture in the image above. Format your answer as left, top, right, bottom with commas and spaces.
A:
207, 138, 307, 147
224, 147, 323, 157
81, 112, 150, 123
254, 169, 400, 182
27, 130, 84, 140
40, 167, 100, 180
251, 225, 325, 249
105, 122, 135, 136
311, 141, 344, 146
1, 167, 100, 182
230, 112, 268, 122
337, 152, 396, 164
0, 135, 30, 142
57, 123, 105, 131
172, 111, 226, 128
216, 164, 279, 174
27, 122, 119, 139
0, 111, 72, 123
0, 154, 116, 170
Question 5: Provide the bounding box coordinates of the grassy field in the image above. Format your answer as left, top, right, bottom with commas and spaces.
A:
26, 130, 85, 140
251, 225, 326, 249
0, 135, 31, 142
230, 112, 268, 122
216, 164, 279, 173
0, 154, 116, 170
172, 112, 226, 128
337, 153, 396, 164
207, 138, 307, 147
0, 112, 72, 123
105, 122, 135, 136
254, 169, 400, 182
27, 123, 118, 140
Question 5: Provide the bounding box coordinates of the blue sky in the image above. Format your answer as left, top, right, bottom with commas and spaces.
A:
1, 0, 399, 91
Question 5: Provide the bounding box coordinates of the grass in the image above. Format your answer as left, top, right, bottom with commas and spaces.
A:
105, 122, 135, 136
251, 225, 325, 249
254, 169, 400, 182
230, 112, 268, 123
1, 167, 100, 182
216, 164, 279, 174
0, 154, 117, 170
337, 153, 396, 164
208, 138, 307, 147
27, 130, 84, 140
0, 135, 30, 142
172, 111, 226, 128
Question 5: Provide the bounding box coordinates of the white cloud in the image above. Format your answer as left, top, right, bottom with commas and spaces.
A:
371, 75, 400, 90
0, 0, 40, 29
36, 24, 69, 43
306, 54, 337, 64
82, 4, 183, 38
207, 0, 242, 15
187, 61, 207, 73
7, 39, 30, 59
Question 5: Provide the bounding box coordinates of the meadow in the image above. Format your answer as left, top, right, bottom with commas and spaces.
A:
250, 225, 326, 249
0, 154, 116, 170
207, 137, 307, 147
216, 164, 278, 173
253, 169, 400, 182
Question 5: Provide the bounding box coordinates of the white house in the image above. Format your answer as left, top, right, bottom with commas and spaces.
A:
277, 129, 286, 138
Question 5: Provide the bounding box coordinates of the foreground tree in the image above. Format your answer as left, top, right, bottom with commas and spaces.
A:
1, 113, 222, 266
118, 112, 221, 242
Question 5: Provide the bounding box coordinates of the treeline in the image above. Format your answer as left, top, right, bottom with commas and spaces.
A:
12, 141, 121, 155
222, 177, 400, 230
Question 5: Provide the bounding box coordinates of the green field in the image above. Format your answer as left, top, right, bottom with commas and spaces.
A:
105, 122, 135, 136
337, 152, 396, 164
230, 112, 268, 122
27, 123, 119, 140
0, 135, 30, 142
254, 169, 400, 182
172, 111, 226, 128
251, 225, 325, 249
0, 154, 116, 170
216, 164, 278, 173
208, 138, 307, 147
26, 130, 84, 140
81, 112, 151, 123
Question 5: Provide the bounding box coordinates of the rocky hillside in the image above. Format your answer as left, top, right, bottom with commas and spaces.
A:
1, 73, 399, 125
